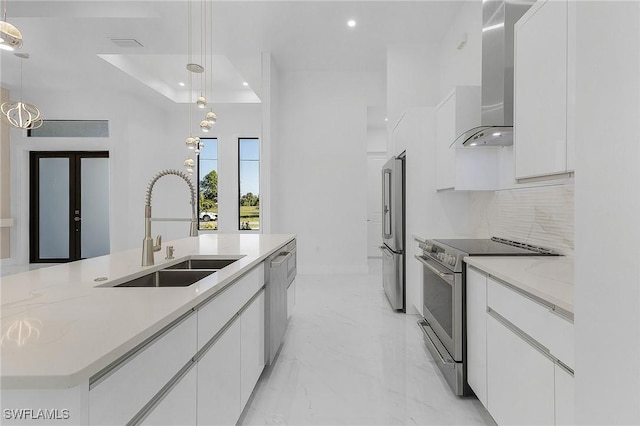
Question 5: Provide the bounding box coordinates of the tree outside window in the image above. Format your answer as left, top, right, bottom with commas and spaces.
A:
239, 138, 260, 231
198, 138, 218, 230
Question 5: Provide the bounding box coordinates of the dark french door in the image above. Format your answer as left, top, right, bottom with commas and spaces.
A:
29, 151, 110, 263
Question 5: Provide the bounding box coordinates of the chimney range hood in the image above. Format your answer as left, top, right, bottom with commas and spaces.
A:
455, 0, 535, 147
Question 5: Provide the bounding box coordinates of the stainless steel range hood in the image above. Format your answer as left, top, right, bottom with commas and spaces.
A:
456, 0, 535, 147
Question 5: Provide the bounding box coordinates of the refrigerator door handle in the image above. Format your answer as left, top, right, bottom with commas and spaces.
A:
382, 169, 392, 239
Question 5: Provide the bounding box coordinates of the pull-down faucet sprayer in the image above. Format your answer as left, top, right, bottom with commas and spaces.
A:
142, 169, 198, 266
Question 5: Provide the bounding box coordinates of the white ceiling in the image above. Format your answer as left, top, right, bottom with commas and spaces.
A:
0, 1, 464, 106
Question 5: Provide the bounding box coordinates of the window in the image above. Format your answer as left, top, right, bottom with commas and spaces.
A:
198, 138, 218, 230
238, 138, 260, 231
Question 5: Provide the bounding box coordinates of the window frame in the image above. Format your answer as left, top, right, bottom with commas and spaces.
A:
237, 137, 260, 232
196, 137, 219, 232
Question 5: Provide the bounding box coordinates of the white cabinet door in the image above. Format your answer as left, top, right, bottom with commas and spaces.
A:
465, 267, 487, 408
240, 291, 265, 408
555, 365, 575, 426
487, 314, 555, 426
435, 92, 456, 190
514, 0, 569, 180
89, 313, 197, 426
141, 365, 197, 426
197, 320, 241, 426
287, 279, 296, 320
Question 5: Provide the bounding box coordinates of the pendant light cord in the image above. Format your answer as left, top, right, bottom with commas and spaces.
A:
202, 0, 207, 99
187, 0, 192, 134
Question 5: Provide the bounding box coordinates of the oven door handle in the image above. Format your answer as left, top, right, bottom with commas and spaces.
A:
414, 255, 455, 286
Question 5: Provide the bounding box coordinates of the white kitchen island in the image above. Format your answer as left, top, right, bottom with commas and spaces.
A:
0, 234, 295, 425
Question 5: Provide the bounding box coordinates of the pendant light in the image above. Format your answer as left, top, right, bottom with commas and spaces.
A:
0, 0, 22, 51
184, 0, 205, 173
196, 0, 206, 110
1, 53, 42, 129
204, 0, 217, 126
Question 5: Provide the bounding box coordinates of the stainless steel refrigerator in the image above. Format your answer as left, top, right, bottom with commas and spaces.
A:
380, 155, 405, 311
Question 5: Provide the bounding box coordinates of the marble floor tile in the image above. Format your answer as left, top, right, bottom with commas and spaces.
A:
240, 262, 494, 426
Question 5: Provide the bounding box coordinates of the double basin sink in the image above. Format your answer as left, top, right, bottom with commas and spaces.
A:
109, 258, 241, 288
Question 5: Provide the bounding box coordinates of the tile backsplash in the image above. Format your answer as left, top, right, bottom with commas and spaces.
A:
470, 184, 574, 255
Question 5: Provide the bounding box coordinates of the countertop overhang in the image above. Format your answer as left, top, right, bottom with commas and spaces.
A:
0, 234, 295, 389
464, 255, 574, 314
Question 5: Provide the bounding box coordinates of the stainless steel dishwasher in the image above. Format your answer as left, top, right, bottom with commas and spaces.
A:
265, 239, 296, 365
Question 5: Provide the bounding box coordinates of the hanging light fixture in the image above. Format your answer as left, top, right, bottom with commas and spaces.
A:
204, 0, 217, 126
199, 118, 211, 132
184, 0, 200, 170
1, 53, 42, 130
184, 158, 195, 175
205, 110, 217, 124
0, 0, 22, 51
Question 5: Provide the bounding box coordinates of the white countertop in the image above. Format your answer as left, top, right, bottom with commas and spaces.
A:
0, 234, 295, 389
464, 256, 574, 314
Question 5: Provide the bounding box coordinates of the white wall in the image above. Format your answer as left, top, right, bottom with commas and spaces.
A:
437, 1, 482, 99
194, 103, 262, 234
4, 82, 261, 266
574, 2, 640, 423
386, 43, 440, 134
272, 71, 384, 274
260, 52, 279, 234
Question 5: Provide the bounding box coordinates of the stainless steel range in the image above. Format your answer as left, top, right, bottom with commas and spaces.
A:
415, 237, 558, 396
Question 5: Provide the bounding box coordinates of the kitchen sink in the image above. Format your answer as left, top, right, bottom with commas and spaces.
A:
115, 270, 215, 288
165, 258, 239, 270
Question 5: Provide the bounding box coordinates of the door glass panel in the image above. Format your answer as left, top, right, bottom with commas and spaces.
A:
39, 158, 69, 259
81, 158, 110, 258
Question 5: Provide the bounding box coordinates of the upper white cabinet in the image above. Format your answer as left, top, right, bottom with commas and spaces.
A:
435, 87, 500, 191
514, 0, 575, 181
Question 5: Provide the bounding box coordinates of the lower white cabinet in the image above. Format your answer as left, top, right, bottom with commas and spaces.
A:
142, 366, 197, 426
466, 267, 487, 407
89, 312, 198, 426
555, 365, 575, 426
240, 291, 266, 408
487, 314, 555, 426
88, 263, 268, 426
466, 267, 575, 425
197, 320, 242, 426
287, 279, 296, 320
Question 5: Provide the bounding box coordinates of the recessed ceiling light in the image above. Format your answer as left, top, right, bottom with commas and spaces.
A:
178, 82, 185, 87
109, 38, 143, 48
347, 20, 356, 28
384, 118, 388, 122
242, 82, 249, 87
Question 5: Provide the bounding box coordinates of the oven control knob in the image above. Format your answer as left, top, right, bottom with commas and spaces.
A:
437, 253, 444, 261
448, 256, 456, 266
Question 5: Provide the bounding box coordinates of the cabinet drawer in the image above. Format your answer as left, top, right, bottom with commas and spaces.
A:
89, 312, 197, 425
487, 277, 574, 370
198, 263, 264, 350
487, 314, 555, 426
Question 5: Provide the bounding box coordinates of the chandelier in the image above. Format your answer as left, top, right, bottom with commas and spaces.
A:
0, 0, 22, 51
1, 53, 42, 130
